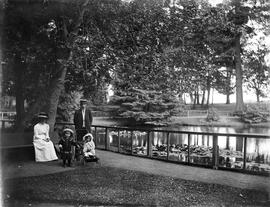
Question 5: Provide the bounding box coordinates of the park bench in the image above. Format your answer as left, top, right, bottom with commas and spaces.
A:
1, 144, 35, 162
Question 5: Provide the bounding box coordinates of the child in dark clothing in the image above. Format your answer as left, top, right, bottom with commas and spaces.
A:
59, 128, 77, 167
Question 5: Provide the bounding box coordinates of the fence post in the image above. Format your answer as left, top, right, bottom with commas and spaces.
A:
243, 137, 247, 170
167, 132, 170, 161
188, 133, 190, 164
94, 127, 97, 145
147, 131, 152, 157
131, 130, 133, 155
118, 130, 120, 153
1, 120, 5, 129
212, 135, 219, 169
105, 128, 109, 150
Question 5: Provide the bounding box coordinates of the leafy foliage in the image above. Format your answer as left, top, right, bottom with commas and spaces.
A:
109, 88, 183, 125
3, 0, 270, 128
206, 107, 220, 122
240, 103, 270, 123
243, 41, 270, 102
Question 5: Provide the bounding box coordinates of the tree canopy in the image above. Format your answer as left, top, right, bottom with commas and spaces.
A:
2, 0, 270, 127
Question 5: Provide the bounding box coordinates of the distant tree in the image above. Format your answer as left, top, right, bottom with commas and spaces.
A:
214, 67, 235, 104
243, 43, 270, 102
213, 0, 270, 112
109, 88, 182, 125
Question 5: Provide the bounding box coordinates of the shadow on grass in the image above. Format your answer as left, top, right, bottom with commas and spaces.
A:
3, 165, 269, 207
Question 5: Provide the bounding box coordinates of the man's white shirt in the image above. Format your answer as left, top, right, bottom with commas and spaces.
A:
82, 109, 86, 127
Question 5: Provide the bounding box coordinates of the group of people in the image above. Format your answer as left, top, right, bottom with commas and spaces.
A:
33, 99, 98, 167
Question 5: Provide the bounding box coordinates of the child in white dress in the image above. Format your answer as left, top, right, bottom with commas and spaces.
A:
82, 133, 96, 157
82, 133, 99, 163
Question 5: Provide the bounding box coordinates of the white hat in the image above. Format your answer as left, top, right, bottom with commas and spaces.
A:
38, 112, 48, 119
83, 133, 93, 141
63, 128, 74, 134
80, 99, 88, 103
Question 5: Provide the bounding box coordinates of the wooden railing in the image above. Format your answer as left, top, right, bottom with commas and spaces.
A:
1, 119, 270, 176
54, 122, 270, 176
0, 112, 16, 120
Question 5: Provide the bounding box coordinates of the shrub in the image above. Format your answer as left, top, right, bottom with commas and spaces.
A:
240, 103, 270, 123
206, 107, 220, 122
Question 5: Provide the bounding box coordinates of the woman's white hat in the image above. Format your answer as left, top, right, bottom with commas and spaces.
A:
63, 128, 74, 134
80, 99, 88, 103
83, 133, 93, 141
38, 112, 48, 119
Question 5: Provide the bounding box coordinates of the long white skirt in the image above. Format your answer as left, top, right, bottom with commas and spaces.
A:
33, 139, 58, 162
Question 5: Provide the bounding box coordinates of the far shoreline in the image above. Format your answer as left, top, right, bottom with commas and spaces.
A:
93, 116, 270, 129
169, 116, 270, 129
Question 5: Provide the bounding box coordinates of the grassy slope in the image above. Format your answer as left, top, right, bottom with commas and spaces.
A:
3, 166, 269, 207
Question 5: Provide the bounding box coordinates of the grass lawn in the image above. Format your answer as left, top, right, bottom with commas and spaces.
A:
3, 165, 269, 207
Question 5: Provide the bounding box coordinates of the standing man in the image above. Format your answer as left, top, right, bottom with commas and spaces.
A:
73, 99, 93, 142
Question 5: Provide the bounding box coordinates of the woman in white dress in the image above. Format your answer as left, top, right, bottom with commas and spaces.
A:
33, 112, 58, 162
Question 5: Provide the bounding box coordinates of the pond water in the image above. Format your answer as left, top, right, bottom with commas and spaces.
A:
95, 124, 270, 174
162, 125, 270, 135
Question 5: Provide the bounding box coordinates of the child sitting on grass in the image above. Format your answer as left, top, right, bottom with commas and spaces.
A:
82, 133, 99, 162
59, 128, 78, 167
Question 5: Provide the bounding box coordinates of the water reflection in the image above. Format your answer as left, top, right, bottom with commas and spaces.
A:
103, 125, 270, 173
164, 126, 270, 172
164, 125, 270, 135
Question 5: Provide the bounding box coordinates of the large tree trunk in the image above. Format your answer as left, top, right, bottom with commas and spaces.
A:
226, 93, 230, 104
196, 88, 200, 105
201, 89, 205, 106
206, 89, 210, 106
226, 67, 231, 104
44, 0, 89, 131
192, 91, 196, 109
0, 4, 3, 110
9, 0, 90, 132
14, 55, 25, 131
206, 77, 211, 106
256, 89, 260, 102
182, 93, 186, 104
234, 34, 244, 112
211, 88, 214, 105
46, 55, 71, 133
14, 66, 25, 130
189, 92, 194, 104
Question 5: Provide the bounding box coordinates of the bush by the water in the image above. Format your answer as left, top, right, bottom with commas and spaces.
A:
206, 107, 220, 122
109, 88, 184, 125
240, 103, 270, 123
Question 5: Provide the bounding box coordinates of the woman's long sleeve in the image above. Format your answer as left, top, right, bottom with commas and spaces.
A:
34, 125, 42, 140
46, 125, 50, 139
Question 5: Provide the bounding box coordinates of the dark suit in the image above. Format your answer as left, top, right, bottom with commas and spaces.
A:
73, 108, 93, 141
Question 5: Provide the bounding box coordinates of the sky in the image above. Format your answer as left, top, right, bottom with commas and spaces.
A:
208, 0, 223, 6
